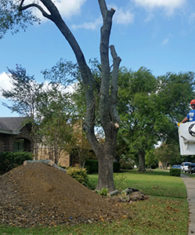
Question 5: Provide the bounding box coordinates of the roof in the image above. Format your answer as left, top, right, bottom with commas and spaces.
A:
0, 117, 29, 135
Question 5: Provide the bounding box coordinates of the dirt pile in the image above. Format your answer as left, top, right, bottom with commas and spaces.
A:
0, 163, 127, 227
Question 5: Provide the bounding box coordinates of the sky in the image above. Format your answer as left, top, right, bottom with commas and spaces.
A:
1, 0, 195, 117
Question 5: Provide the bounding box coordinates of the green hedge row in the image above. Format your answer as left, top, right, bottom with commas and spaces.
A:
170, 168, 181, 177
0, 152, 33, 174
85, 159, 120, 174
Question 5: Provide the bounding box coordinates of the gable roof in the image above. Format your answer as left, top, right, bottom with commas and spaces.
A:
0, 117, 29, 135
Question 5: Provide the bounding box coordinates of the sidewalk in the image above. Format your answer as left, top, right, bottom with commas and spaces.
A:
182, 174, 195, 235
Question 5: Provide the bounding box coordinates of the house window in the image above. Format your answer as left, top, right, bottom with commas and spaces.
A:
13, 139, 24, 152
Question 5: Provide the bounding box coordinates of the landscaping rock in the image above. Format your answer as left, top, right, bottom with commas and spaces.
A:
119, 189, 148, 202
129, 191, 147, 201
109, 190, 119, 196
23, 160, 66, 172
122, 187, 139, 195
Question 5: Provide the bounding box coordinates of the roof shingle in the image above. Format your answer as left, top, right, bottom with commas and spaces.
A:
0, 117, 29, 134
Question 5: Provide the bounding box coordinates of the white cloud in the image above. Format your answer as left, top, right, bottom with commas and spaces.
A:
71, 6, 134, 30
114, 8, 134, 24
54, 0, 86, 18
19, 0, 86, 20
43, 80, 77, 94
71, 17, 102, 30
109, 4, 134, 25
133, 0, 185, 12
0, 72, 13, 98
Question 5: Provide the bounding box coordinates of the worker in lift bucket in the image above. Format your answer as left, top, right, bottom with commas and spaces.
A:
181, 99, 195, 124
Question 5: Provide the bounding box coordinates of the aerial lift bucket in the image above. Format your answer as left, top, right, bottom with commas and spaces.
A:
178, 121, 195, 155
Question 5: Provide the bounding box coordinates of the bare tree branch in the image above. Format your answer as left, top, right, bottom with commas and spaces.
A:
98, 0, 107, 19
19, 0, 25, 9
98, 0, 115, 133
110, 45, 121, 126
19, 2, 51, 19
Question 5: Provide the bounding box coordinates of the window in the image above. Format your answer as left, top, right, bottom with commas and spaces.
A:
13, 139, 24, 152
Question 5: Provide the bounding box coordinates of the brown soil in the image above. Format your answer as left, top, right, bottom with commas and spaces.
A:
0, 163, 128, 227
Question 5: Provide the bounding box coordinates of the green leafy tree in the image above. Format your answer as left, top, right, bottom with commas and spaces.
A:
1, 65, 43, 155
154, 143, 180, 169
145, 149, 158, 169
2, 65, 43, 118
41, 60, 96, 166
1, 65, 79, 163
37, 85, 77, 164
156, 72, 195, 143
118, 67, 159, 172
0, 0, 38, 38
153, 72, 195, 167
117, 68, 195, 171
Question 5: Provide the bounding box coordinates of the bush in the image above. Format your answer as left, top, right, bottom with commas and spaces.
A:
0, 151, 33, 175
85, 159, 120, 174
67, 167, 89, 186
96, 188, 108, 196
113, 161, 120, 172
170, 168, 181, 177
85, 159, 98, 174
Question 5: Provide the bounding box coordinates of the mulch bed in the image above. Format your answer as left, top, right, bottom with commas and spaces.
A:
0, 163, 130, 227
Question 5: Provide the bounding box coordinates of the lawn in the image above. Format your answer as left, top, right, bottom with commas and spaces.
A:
0, 170, 188, 235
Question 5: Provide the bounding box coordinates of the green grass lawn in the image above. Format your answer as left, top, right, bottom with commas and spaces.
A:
0, 170, 188, 235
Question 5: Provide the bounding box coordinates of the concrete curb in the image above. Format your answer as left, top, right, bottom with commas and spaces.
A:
182, 175, 195, 235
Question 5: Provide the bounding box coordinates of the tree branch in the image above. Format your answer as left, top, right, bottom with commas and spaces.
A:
98, 0, 115, 131
98, 0, 107, 19
19, 0, 100, 152
19, 1, 52, 19
19, 0, 25, 9
110, 45, 121, 126
36, 0, 100, 152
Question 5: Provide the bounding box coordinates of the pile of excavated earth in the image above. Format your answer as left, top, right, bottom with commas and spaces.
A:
0, 163, 131, 227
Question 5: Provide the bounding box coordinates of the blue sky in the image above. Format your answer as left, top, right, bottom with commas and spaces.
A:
1, 0, 195, 116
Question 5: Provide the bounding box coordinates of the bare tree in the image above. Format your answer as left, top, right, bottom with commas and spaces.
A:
14, 0, 121, 191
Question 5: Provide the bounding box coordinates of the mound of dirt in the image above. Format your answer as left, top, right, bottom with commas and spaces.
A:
0, 163, 128, 227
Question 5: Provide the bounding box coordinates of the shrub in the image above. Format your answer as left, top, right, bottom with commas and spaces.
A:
67, 167, 89, 186
96, 188, 108, 196
85, 159, 98, 174
170, 168, 181, 177
0, 151, 33, 174
85, 159, 120, 174
113, 161, 120, 172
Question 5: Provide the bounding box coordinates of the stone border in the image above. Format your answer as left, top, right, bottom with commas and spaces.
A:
23, 160, 66, 173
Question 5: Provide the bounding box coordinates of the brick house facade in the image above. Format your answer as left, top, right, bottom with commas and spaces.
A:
0, 117, 32, 153
0, 117, 94, 168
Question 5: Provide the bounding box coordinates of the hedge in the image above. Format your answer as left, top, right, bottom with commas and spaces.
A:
85, 159, 120, 174
0, 151, 33, 174
170, 168, 181, 177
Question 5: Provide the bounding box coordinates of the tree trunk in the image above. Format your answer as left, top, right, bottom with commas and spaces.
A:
54, 146, 59, 164
97, 153, 114, 191
138, 152, 145, 172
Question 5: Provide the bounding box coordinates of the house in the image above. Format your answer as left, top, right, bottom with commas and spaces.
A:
0, 117, 95, 168
0, 117, 32, 152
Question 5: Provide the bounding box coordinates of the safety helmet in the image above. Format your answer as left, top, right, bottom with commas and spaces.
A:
190, 99, 195, 105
